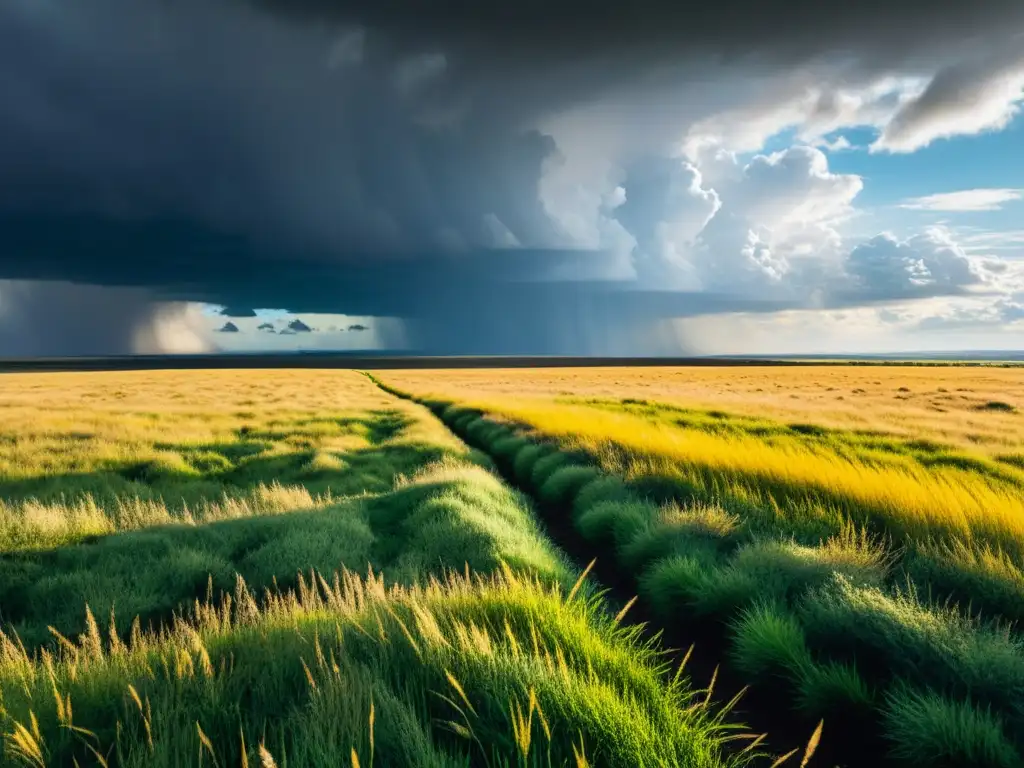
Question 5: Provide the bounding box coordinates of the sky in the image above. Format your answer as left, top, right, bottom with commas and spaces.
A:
0, 0, 1023, 356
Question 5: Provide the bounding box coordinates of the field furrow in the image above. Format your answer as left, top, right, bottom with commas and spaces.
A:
375, 367, 1024, 768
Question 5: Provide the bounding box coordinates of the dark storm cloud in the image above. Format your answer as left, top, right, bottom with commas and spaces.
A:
288, 319, 314, 332
220, 307, 258, 318
0, 0, 1021, 355
217, 321, 241, 332
0, 281, 210, 356
258, 0, 1024, 69
0, 2, 562, 255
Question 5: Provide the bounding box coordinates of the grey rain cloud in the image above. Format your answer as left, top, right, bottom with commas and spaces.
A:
0, 281, 211, 356
0, 0, 1021, 355
218, 321, 241, 332
288, 319, 314, 332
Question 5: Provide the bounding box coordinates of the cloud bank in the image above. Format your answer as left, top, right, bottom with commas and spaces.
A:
0, 0, 1022, 355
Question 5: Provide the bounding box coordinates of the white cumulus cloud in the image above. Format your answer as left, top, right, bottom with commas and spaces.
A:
899, 188, 1024, 212
845, 228, 983, 296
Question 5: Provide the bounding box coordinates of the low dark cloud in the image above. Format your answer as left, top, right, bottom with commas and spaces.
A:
0, 0, 1020, 355
257, 322, 276, 331
348, 324, 369, 331
288, 319, 314, 332
218, 321, 241, 332
259, 0, 1024, 70
0, 281, 211, 356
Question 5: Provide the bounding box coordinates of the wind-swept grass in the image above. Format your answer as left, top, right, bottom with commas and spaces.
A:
0, 370, 760, 767
0, 569, 752, 768
0, 458, 575, 654
378, 365, 1024, 452
387, 377, 1024, 766
451, 399, 1024, 561
398, 388, 1024, 628
0, 370, 464, 552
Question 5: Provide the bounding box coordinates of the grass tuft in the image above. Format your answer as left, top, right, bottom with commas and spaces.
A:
882, 685, 1020, 768
538, 466, 602, 508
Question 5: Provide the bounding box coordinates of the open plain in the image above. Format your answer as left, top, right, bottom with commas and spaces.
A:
380, 364, 1024, 768
1, 365, 1022, 767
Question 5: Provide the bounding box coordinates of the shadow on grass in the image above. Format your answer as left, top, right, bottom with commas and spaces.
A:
233, 409, 414, 446
0, 503, 377, 649
0, 450, 566, 656
0, 410, 438, 508
0, 485, 433, 650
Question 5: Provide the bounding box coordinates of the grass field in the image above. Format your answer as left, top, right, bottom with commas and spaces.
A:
379, 365, 1024, 768
0, 371, 757, 767
379, 366, 1024, 452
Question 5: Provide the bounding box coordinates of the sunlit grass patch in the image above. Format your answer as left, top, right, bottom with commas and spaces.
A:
0, 481, 333, 552
0, 372, 477, 556
1, 458, 576, 655
904, 539, 1024, 628
379, 372, 1024, 766
0, 569, 752, 768
378, 365, 1024, 453
440, 398, 1024, 564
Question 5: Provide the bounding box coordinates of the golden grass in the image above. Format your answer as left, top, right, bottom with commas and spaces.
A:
482, 400, 1024, 552
381, 366, 1024, 453
0, 370, 460, 478
380, 366, 1024, 559
0, 482, 336, 552
0, 370, 464, 551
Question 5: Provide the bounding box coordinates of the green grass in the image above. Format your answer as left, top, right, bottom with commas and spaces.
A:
0, 372, 752, 767
0, 461, 576, 651
882, 686, 1021, 768
0, 570, 750, 768
405, 388, 1024, 766
538, 466, 602, 507
798, 576, 1024, 717
619, 504, 740, 572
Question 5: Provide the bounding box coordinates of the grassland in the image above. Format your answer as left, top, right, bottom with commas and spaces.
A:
0, 370, 760, 767
380, 366, 1024, 452
379, 365, 1024, 768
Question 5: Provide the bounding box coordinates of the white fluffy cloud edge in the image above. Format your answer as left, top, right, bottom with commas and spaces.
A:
540, 142, 1021, 326
529, 56, 1024, 351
